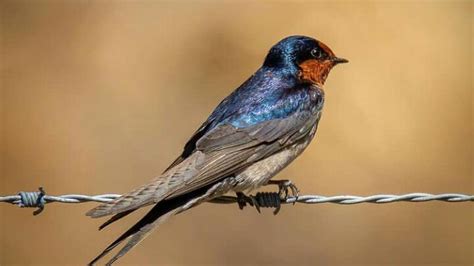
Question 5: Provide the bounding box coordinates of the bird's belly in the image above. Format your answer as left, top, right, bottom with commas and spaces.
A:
232, 137, 313, 193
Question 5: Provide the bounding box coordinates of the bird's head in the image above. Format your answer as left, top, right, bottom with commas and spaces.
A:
263, 35, 348, 87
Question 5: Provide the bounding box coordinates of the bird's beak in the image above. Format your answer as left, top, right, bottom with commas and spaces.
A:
331, 57, 349, 65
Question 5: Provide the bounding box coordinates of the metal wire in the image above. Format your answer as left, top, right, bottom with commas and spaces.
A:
209, 193, 474, 204
1, 187, 472, 215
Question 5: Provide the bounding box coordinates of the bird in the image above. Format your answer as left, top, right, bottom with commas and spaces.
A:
86, 35, 348, 265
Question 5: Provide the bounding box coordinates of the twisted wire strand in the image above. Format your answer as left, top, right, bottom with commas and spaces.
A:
1, 187, 472, 215
210, 193, 474, 204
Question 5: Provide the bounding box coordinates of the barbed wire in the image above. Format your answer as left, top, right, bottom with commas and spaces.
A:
1, 187, 472, 215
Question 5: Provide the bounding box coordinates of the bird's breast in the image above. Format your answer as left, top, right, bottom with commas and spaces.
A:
233, 121, 319, 193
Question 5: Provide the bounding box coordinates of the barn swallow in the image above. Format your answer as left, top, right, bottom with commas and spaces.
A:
86, 35, 347, 265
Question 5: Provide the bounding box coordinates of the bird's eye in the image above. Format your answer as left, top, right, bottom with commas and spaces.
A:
311, 48, 324, 59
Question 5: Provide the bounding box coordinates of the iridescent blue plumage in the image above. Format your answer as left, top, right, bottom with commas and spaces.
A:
210, 68, 315, 128
176, 36, 327, 160
207, 35, 323, 129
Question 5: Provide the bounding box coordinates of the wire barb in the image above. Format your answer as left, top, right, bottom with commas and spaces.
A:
1, 188, 473, 215
17, 187, 46, 215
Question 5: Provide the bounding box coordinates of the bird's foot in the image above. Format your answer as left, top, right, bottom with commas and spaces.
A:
266, 179, 299, 203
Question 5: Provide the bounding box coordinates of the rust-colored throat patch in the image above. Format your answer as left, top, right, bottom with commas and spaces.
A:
298, 59, 335, 87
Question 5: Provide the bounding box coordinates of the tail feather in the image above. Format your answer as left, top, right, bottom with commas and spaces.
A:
88, 205, 168, 265
86, 178, 163, 218
103, 211, 177, 266
87, 152, 205, 219
89, 181, 221, 265
98, 209, 136, 231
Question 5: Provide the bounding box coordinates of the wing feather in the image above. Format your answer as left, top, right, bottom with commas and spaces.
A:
87, 111, 314, 218
166, 111, 313, 199
86, 151, 206, 218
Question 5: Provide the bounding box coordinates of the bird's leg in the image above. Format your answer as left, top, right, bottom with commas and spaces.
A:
266, 179, 299, 202
236, 192, 261, 213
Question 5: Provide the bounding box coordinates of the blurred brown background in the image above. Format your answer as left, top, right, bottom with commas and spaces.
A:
1, 1, 472, 265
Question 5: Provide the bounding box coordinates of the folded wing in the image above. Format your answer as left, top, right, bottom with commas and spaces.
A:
86, 111, 313, 219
